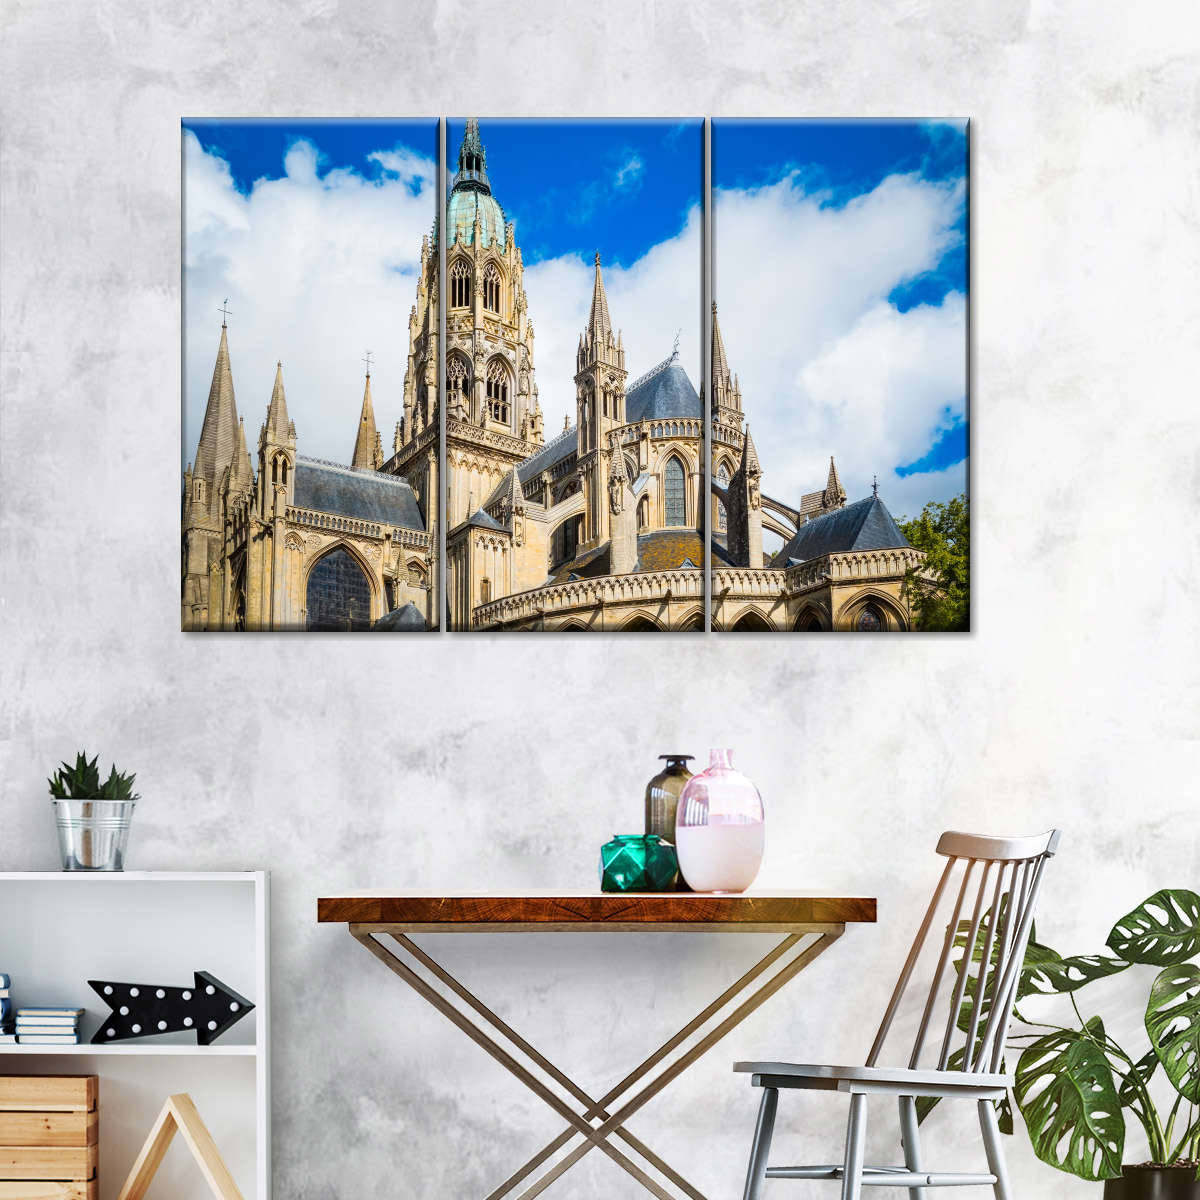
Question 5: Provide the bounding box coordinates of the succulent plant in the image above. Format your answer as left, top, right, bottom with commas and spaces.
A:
47, 752, 138, 801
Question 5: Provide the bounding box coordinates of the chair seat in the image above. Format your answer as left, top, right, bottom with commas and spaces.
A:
733, 1061, 1011, 1090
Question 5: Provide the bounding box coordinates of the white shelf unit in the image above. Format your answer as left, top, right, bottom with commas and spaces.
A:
0, 870, 269, 1200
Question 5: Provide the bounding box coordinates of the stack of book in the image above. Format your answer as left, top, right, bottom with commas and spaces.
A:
16, 1006, 84, 1045
0, 973, 12, 1044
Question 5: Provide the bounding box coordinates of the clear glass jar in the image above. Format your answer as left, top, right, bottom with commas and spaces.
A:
674, 749, 764, 893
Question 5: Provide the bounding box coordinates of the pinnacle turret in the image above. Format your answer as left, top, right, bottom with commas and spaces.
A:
741, 428, 761, 475
263, 361, 291, 445
823, 455, 846, 508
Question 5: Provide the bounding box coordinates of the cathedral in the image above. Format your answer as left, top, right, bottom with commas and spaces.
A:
182, 119, 926, 632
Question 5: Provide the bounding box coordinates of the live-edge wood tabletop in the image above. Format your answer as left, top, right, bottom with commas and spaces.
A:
317, 890, 876, 932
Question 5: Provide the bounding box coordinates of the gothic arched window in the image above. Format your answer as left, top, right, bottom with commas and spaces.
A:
638, 494, 650, 530
856, 604, 884, 632
664, 457, 686, 526
449, 260, 471, 308
486, 361, 510, 426
306, 547, 372, 631
716, 460, 730, 533
447, 357, 468, 414
483, 264, 501, 313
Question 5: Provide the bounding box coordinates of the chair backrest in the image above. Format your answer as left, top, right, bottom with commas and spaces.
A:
865, 829, 1061, 1075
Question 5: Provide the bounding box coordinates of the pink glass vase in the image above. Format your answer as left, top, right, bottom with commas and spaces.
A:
674, 749, 764, 893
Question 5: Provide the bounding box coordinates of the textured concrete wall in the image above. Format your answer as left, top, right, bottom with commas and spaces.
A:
3, 3, 1200, 1196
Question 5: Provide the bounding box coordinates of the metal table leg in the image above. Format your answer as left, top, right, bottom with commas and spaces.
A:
348, 925, 843, 1199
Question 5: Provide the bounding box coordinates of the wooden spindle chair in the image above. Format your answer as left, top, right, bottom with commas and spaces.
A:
736, 829, 1061, 1200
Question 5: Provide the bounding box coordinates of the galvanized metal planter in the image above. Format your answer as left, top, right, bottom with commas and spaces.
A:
52, 798, 137, 870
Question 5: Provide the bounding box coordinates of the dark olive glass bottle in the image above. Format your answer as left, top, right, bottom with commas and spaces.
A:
644, 755, 694, 859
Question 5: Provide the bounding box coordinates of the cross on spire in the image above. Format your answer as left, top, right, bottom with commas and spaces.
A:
363, 350, 373, 377
872, 475, 879, 498
218, 299, 231, 326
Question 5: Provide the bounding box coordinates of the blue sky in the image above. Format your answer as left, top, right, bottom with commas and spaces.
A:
446, 119, 702, 266
711, 119, 968, 521
183, 119, 438, 195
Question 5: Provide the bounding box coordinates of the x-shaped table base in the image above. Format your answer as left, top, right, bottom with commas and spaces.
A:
349, 923, 844, 1198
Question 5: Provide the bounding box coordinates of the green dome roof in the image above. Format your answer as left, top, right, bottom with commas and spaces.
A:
448, 187, 506, 249
447, 119, 508, 249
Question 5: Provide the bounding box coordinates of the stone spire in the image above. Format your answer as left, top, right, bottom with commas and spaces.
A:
711, 302, 741, 418
586, 252, 613, 347
712, 301, 730, 386
193, 322, 240, 485
263, 361, 292, 445
352, 371, 382, 470
823, 455, 846, 510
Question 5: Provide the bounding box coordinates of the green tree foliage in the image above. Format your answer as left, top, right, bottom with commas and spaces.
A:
899, 493, 969, 631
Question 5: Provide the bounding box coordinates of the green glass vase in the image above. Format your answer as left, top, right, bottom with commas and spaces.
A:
599, 834, 679, 892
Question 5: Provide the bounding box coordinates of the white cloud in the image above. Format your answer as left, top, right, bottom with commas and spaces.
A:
183, 129, 436, 471
614, 154, 644, 190
712, 171, 967, 516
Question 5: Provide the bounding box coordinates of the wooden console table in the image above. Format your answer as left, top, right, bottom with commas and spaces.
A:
318, 892, 876, 1200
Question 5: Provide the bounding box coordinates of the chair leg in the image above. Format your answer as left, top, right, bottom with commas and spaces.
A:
898, 1096, 927, 1200
742, 1087, 779, 1200
978, 1098, 1013, 1200
841, 1093, 867, 1200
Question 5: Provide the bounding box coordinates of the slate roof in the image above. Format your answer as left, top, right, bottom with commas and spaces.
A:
452, 508, 505, 535
373, 602, 427, 632
293, 457, 425, 531
624, 355, 701, 422
517, 426, 578, 483
775, 495, 909, 564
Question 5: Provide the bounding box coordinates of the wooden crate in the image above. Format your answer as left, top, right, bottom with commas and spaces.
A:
0, 1113, 97, 1148
0, 1081, 95, 1115
0, 1183, 97, 1199
0, 1080, 97, 1191
0, 1147, 97, 1182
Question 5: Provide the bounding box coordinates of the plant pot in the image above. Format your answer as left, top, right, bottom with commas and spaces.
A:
1103, 1165, 1200, 1200
52, 798, 136, 870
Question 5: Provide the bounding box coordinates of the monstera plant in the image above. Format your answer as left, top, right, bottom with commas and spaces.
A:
929, 889, 1200, 1195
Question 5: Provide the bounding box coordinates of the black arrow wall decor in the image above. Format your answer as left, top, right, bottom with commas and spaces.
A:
88, 971, 254, 1045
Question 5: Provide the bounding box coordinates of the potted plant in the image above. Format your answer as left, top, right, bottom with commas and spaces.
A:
48, 751, 139, 871
937, 889, 1200, 1197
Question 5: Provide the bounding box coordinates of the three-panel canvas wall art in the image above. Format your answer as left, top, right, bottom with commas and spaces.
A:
182, 119, 969, 633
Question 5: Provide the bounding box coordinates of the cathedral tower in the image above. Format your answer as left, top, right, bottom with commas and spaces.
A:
435, 119, 544, 529
574, 253, 627, 547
